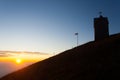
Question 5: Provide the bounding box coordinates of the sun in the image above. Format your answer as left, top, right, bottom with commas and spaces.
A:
16, 58, 22, 64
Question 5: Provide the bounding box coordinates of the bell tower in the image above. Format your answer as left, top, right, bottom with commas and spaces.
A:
94, 13, 109, 41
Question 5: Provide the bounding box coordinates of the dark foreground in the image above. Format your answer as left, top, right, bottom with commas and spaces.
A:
0, 33, 120, 80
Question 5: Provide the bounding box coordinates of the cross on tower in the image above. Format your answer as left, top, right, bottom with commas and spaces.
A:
99, 12, 102, 16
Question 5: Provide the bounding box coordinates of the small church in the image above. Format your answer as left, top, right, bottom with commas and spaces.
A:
94, 14, 109, 41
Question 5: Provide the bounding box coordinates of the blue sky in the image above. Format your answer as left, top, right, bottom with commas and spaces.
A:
0, 0, 120, 53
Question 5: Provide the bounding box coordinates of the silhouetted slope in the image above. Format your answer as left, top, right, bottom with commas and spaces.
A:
0, 33, 120, 80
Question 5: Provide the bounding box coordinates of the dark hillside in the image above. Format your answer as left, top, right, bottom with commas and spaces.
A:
0, 33, 120, 80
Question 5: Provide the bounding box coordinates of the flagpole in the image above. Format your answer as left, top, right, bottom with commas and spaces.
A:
77, 33, 78, 46
75, 33, 79, 46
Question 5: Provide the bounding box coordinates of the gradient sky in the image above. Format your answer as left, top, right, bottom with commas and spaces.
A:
0, 0, 120, 53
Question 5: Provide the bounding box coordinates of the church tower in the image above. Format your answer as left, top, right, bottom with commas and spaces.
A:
94, 14, 109, 41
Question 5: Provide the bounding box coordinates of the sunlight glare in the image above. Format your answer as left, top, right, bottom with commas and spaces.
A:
16, 58, 22, 64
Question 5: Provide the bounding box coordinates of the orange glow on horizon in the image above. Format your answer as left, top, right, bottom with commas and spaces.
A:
0, 52, 52, 74
0, 53, 52, 63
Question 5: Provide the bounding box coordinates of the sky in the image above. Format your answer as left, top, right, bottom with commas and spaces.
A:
0, 0, 120, 54
0, 0, 120, 78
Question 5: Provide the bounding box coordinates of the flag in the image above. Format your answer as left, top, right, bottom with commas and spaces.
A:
75, 33, 78, 35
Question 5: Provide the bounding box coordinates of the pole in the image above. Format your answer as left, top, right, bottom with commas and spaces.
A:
75, 33, 79, 46
77, 33, 78, 46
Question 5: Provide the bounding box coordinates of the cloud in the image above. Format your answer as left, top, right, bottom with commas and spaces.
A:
0, 51, 50, 57
0, 52, 13, 57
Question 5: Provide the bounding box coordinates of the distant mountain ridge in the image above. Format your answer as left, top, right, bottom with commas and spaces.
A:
0, 33, 120, 80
